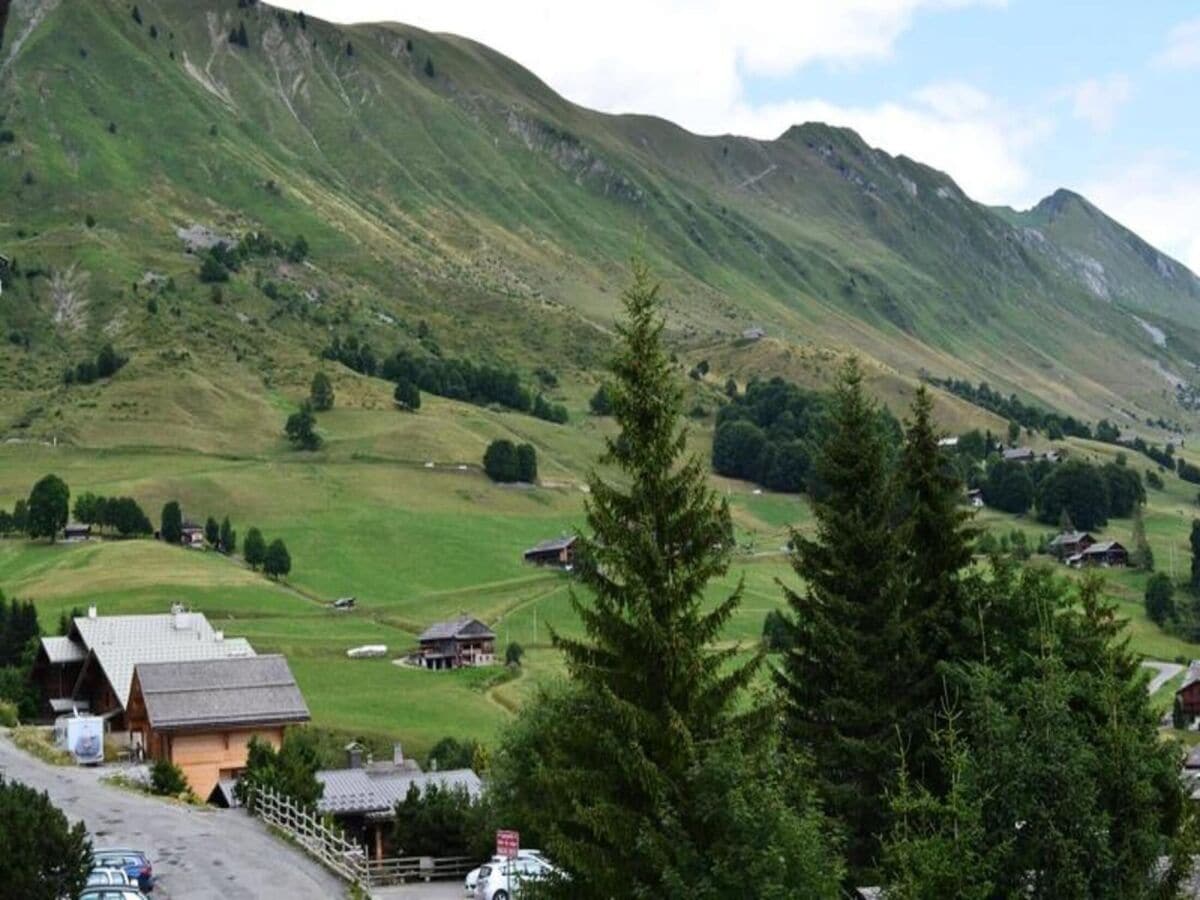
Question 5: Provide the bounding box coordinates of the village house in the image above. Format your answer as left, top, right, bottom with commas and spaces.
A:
1069, 540, 1128, 568
523, 535, 577, 568
180, 521, 205, 548
415, 615, 496, 670
1048, 530, 1095, 560
965, 488, 984, 508
1177, 662, 1200, 724
316, 747, 482, 860
32, 605, 255, 730
63, 522, 92, 542
125, 655, 310, 802
1002, 447, 1036, 463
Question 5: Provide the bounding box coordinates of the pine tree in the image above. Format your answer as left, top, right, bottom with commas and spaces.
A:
244, 527, 266, 569
309, 371, 334, 411
894, 386, 978, 781
776, 356, 902, 876
160, 500, 182, 544
219, 516, 236, 555
204, 516, 220, 547
1190, 519, 1200, 594
424, 55, 435, 77
1130, 505, 1154, 571
492, 258, 841, 898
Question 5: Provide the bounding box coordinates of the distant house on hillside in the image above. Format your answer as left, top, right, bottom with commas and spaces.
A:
180, 521, 205, 548
741, 327, 766, 341
63, 522, 92, 542
1049, 531, 1095, 559
1068, 540, 1128, 568
1177, 662, 1200, 723
965, 488, 984, 509
938, 436, 959, 448
32, 605, 255, 729
416, 615, 496, 670
126, 654, 309, 801
523, 535, 577, 568
1002, 447, 1036, 463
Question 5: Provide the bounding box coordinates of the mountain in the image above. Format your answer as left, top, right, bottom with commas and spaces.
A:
2, 0, 1198, 442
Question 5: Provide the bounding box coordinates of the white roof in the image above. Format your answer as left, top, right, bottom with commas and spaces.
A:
41, 635, 87, 664
72, 613, 255, 709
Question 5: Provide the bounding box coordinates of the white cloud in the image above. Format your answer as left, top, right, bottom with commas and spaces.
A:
269, 0, 1004, 131
719, 84, 1051, 204
1068, 74, 1131, 133
1156, 16, 1200, 69
1083, 153, 1200, 274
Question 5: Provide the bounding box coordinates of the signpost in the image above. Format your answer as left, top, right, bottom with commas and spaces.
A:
496, 830, 519, 895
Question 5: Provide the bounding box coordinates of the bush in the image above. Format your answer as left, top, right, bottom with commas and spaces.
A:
590, 383, 615, 415
393, 379, 420, 411
150, 759, 189, 796
761, 609, 790, 651
505, 642, 524, 666
392, 782, 490, 859
309, 372, 334, 411
285, 403, 321, 451
263, 538, 291, 579
1145, 573, 1176, 627
0, 775, 92, 899
0, 700, 17, 727
515, 443, 537, 483
483, 439, 519, 483
198, 251, 229, 283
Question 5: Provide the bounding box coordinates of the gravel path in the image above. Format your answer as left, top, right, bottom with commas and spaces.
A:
0, 731, 346, 899
1142, 660, 1185, 695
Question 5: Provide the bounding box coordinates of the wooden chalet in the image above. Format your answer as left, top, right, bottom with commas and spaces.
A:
63, 522, 92, 542
180, 521, 205, 548
32, 606, 255, 730
416, 615, 495, 670
523, 535, 577, 568
126, 655, 309, 802
965, 488, 984, 508
1177, 662, 1200, 722
1048, 530, 1095, 559
1070, 540, 1128, 568
1002, 447, 1036, 463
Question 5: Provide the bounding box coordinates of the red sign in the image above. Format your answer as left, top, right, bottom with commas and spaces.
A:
496, 829, 520, 859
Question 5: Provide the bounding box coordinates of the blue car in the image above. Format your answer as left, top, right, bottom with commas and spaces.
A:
91, 849, 154, 893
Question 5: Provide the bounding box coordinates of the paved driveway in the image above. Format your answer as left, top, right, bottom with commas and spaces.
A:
0, 732, 346, 899
1142, 659, 1185, 695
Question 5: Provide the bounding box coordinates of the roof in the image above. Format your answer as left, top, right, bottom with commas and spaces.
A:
1049, 531, 1092, 546
41, 635, 87, 664
134, 655, 309, 731
316, 767, 482, 816
1002, 447, 1035, 460
418, 615, 495, 643
1082, 540, 1126, 554
71, 612, 255, 709
524, 536, 577, 554
1180, 662, 1200, 693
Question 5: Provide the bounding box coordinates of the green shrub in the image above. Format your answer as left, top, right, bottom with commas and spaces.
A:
150, 758, 188, 796
0, 700, 18, 727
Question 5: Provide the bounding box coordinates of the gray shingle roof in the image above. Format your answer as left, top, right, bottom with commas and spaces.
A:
41, 635, 87, 664
418, 615, 495, 642
316, 767, 482, 816
134, 655, 308, 731
72, 612, 255, 709
1180, 661, 1200, 693
1082, 540, 1124, 554
1049, 531, 1092, 547
524, 536, 576, 555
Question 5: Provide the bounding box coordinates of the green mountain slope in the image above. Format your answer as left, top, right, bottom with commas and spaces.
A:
2, 0, 1199, 440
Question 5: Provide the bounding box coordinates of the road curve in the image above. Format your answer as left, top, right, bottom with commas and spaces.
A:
0, 732, 345, 899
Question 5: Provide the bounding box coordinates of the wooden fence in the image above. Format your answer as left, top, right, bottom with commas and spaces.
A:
249, 786, 476, 891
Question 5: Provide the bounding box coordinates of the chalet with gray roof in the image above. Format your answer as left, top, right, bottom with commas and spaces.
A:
32, 605, 254, 728
1068, 540, 1128, 568
126, 655, 309, 801
416, 615, 495, 670
523, 535, 577, 568
1049, 530, 1095, 559
1002, 447, 1036, 463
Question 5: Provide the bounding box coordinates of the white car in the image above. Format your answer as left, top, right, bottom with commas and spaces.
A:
473, 856, 558, 900
86, 869, 133, 887
465, 850, 546, 895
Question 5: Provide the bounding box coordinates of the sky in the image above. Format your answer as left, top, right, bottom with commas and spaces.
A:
271, 0, 1200, 271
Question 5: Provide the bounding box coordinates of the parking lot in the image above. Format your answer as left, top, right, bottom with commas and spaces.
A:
0, 731, 345, 899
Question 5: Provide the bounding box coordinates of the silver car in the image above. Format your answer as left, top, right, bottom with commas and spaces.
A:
87, 868, 133, 886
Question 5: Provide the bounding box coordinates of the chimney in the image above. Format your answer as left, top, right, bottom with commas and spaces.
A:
214, 630, 224, 643
87, 606, 97, 619
393, 743, 404, 767
173, 606, 192, 631
346, 742, 363, 770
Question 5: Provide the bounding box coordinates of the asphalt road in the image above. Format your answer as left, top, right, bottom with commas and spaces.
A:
1142, 659, 1186, 695
0, 732, 346, 899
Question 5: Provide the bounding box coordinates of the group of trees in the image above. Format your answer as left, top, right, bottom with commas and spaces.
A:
197, 231, 308, 283
478, 262, 1190, 897
482, 440, 537, 484
392, 782, 490, 859
981, 456, 1145, 530
234, 731, 323, 810
62, 343, 128, 386
72, 492, 153, 537
243, 527, 291, 579
926, 376, 1093, 439
0, 592, 40, 720
285, 403, 321, 450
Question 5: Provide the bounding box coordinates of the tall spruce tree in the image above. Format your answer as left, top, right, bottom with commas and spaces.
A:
776, 356, 902, 876
894, 386, 978, 780
492, 258, 841, 898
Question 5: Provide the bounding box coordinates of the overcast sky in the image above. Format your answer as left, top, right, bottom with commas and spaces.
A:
270, 1, 1200, 271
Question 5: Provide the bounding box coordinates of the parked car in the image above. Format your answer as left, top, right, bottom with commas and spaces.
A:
91, 849, 154, 892
474, 857, 558, 900
78, 887, 148, 900
465, 850, 546, 895
87, 868, 133, 886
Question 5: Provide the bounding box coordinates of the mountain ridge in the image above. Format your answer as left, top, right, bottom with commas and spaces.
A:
0, 0, 1197, 442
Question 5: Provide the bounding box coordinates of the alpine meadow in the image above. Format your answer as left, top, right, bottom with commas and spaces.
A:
4, 1, 1200, 896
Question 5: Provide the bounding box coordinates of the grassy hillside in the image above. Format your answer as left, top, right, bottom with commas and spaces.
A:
1, 0, 1199, 446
